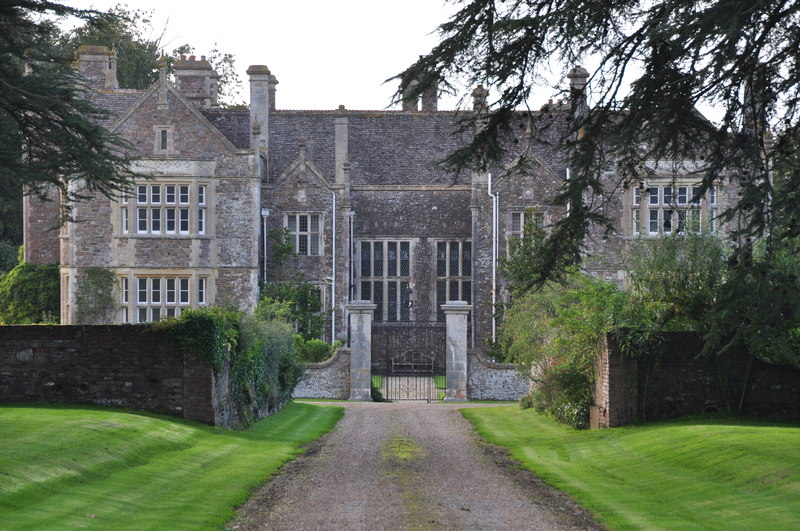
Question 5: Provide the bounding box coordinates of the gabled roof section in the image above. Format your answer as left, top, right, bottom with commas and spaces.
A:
108, 81, 242, 154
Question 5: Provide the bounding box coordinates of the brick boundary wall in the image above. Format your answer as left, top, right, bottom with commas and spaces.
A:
0, 325, 243, 427
592, 331, 800, 428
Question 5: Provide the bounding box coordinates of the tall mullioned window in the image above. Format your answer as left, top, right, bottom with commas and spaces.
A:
436, 240, 471, 322
120, 275, 206, 323
286, 213, 321, 256
631, 183, 716, 236
120, 182, 207, 236
358, 240, 411, 321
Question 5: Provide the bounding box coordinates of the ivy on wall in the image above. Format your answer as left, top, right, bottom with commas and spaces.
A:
74, 267, 117, 324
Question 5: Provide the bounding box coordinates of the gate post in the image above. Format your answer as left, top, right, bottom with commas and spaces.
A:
346, 302, 377, 401
443, 301, 472, 401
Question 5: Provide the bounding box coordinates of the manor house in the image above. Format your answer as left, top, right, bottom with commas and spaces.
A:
23, 46, 730, 354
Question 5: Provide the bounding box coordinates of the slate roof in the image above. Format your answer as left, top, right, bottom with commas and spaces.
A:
89, 83, 572, 185
88, 90, 144, 128
201, 109, 250, 150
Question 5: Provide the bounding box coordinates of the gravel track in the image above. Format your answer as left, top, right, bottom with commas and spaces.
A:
229, 401, 601, 530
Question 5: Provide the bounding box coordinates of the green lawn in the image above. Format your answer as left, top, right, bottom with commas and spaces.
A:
462, 406, 800, 530
0, 401, 343, 529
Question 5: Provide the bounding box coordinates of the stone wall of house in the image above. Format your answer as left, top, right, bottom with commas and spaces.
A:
467, 350, 529, 401
593, 331, 800, 428
22, 187, 61, 265
0, 325, 241, 427
292, 348, 350, 399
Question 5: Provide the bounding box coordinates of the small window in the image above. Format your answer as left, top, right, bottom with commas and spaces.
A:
632, 209, 640, 234
198, 185, 206, 205
198, 209, 205, 235
709, 186, 717, 206
179, 278, 190, 304
179, 186, 190, 204
633, 188, 640, 206
677, 186, 688, 205
179, 209, 189, 233
137, 185, 147, 204
691, 186, 701, 205
649, 209, 659, 233
166, 278, 176, 304
160, 129, 168, 151
649, 187, 659, 205
198, 278, 206, 305
663, 186, 673, 205
150, 185, 161, 204
286, 213, 322, 256
166, 185, 176, 204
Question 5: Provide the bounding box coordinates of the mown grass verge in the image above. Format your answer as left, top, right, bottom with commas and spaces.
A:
0, 401, 343, 529
462, 406, 800, 530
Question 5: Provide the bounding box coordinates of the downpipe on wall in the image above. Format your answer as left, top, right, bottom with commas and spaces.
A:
487, 173, 498, 343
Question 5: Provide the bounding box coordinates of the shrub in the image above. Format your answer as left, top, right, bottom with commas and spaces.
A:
0, 262, 59, 324
0, 241, 18, 274
293, 335, 336, 363
501, 273, 627, 428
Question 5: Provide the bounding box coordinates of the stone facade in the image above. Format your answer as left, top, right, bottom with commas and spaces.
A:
292, 348, 351, 399
467, 351, 529, 401
0, 325, 238, 426
21, 45, 741, 400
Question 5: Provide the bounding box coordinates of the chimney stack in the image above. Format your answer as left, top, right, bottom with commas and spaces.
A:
173, 55, 219, 109
73, 45, 118, 90
421, 81, 438, 112
471, 84, 489, 112
247, 65, 272, 154
401, 79, 419, 112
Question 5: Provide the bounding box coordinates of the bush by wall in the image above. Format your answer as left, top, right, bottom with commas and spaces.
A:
0, 261, 59, 324
156, 305, 303, 428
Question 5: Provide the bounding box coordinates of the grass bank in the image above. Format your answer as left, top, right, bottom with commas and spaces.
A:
0, 401, 343, 529
462, 406, 800, 530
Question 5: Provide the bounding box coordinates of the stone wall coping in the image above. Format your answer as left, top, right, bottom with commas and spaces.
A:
300, 347, 350, 369
469, 349, 518, 370
442, 301, 473, 314
345, 302, 378, 313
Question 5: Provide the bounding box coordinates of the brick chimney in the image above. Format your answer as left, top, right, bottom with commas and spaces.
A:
73, 45, 118, 90
173, 55, 219, 109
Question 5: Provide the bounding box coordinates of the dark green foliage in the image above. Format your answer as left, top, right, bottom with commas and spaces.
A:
158, 305, 303, 428
625, 233, 729, 332
0, 241, 18, 273
73, 267, 116, 324
57, 5, 159, 90
156, 306, 239, 372
262, 276, 325, 340
234, 314, 300, 426
0, 261, 59, 323
499, 273, 629, 428
398, 0, 800, 288
0, 1, 135, 217
268, 226, 295, 268
293, 335, 336, 363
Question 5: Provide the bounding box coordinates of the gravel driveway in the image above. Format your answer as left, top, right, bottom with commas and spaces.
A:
229, 401, 601, 530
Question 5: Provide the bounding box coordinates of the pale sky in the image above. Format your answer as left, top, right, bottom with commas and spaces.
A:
64, 0, 470, 110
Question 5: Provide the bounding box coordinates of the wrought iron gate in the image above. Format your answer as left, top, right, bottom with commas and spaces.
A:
371, 322, 445, 401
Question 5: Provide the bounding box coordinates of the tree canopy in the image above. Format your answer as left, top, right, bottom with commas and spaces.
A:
397, 0, 800, 286
0, 1, 134, 214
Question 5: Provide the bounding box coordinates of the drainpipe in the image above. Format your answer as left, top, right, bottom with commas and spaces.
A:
331, 191, 336, 342
487, 173, 498, 343
261, 208, 270, 284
